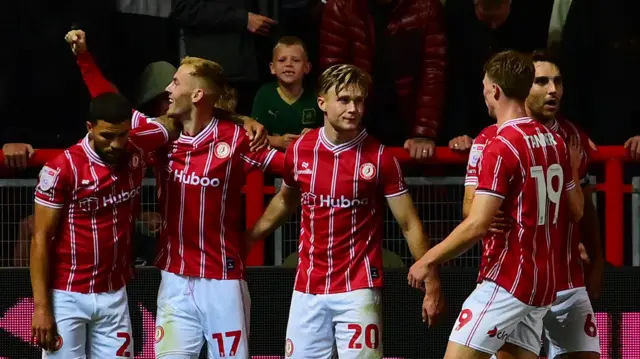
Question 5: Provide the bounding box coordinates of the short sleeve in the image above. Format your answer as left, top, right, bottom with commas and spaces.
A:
128, 121, 169, 156
465, 135, 489, 187
240, 145, 278, 173
380, 148, 408, 198
34, 157, 72, 209
475, 139, 517, 199
282, 142, 298, 188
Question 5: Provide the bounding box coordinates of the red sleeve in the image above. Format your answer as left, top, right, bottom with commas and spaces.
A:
34, 155, 73, 209
465, 134, 489, 187
76, 51, 118, 98
128, 121, 169, 157
380, 147, 408, 197
559, 137, 577, 192
282, 142, 297, 188
475, 139, 518, 199
413, 0, 446, 139
240, 146, 278, 173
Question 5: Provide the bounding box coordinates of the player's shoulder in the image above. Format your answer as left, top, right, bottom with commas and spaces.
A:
477, 124, 498, 138
39, 144, 83, 182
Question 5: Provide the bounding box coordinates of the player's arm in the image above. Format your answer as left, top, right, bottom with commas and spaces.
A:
246, 143, 299, 246
31, 162, 70, 350
246, 184, 301, 245
387, 193, 430, 260
30, 203, 61, 313
65, 30, 119, 98
462, 186, 475, 219
152, 115, 181, 140
30, 203, 62, 350
580, 183, 604, 299
412, 193, 503, 279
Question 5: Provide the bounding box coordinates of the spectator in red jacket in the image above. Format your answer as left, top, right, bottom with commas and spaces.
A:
318, 0, 446, 160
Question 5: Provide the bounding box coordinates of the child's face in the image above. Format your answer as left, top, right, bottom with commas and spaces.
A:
270, 45, 310, 85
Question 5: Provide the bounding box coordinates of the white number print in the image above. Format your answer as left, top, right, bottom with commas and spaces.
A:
530, 164, 564, 225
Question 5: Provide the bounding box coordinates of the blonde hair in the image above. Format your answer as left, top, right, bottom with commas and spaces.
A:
214, 86, 239, 113
317, 64, 372, 97
180, 56, 227, 96
484, 50, 534, 101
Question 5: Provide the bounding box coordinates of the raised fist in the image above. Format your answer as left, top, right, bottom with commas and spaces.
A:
64, 30, 87, 55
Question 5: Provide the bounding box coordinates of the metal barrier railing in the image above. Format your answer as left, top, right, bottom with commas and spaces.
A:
0, 146, 632, 266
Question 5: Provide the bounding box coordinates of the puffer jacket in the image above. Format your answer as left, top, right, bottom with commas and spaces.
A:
319, 0, 446, 139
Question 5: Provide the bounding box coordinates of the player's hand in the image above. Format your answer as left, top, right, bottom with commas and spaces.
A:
408, 257, 432, 288
423, 279, 445, 327
624, 135, 640, 160
301, 128, 314, 135
2, 143, 35, 170
404, 137, 435, 160
247, 13, 277, 36
64, 29, 87, 55
568, 135, 583, 172
241, 117, 268, 152
32, 305, 58, 351
448, 135, 473, 151
488, 210, 511, 234
584, 258, 604, 301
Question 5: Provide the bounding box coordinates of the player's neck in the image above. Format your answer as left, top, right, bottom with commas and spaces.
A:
182, 107, 214, 136
322, 125, 360, 145
278, 81, 304, 102
495, 102, 528, 127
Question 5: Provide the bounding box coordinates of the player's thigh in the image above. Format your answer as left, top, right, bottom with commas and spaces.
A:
284, 290, 334, 359
543, 288, 600, 359
448, 281, 542, 356
155, 271, 205, 358
332, 288, 383, 359
86, 287, 133, 358
44, 289, 92, 359
196, 279, 250, 359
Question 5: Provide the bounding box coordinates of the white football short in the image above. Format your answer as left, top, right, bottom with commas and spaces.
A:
43, 287, 133, 358
449, 280, 549, 355
285, 288, 382, 359
154, 270, 251, 359
538, 287, 600, 358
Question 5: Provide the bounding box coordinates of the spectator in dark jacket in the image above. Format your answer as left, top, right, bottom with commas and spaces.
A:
443, 0, 554, 149
318, 0, 446, 160
171, 0, 279, 115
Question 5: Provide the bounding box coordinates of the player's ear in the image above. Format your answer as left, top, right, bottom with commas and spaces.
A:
86, 121, 93, 133
317, 95, 326, 112
303, 61, 311, 75
269, 62, 276, 75
493, 84, 501, 101
192, 88, 204, 103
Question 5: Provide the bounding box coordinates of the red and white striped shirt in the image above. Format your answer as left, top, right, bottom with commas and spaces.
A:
549, 117, 591, 291
34, 121, 169, 293
475, 117, 574, 306
135, 116, 278, 280
465, 125, 497, 187
283, 128, 407, 294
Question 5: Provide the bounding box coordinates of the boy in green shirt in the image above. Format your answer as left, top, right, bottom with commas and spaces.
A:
251, 36, 323, 151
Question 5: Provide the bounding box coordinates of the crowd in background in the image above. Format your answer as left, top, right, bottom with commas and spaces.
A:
1, 0, 639, 264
